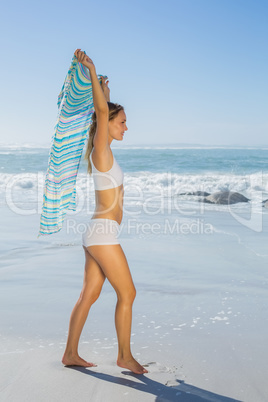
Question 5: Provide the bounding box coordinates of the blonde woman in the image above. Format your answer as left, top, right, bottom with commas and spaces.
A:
62, 49, 148, 375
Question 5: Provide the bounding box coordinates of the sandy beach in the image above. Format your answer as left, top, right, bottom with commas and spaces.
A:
1, 202, 268, 401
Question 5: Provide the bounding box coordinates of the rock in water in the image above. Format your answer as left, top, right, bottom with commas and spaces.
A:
179, 191, 211, 196
203, 191, 250, 205
262, 199, 268, 208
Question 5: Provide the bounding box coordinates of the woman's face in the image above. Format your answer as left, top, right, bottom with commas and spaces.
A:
108, 110, 128, 141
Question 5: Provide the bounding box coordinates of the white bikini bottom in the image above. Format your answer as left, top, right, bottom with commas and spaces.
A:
82, 218, 120, 247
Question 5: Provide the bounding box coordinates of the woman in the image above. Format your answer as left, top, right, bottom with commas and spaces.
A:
62, 49, 148, 375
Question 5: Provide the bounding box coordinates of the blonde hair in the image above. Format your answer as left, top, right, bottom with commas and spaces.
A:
84, 102, 124, 174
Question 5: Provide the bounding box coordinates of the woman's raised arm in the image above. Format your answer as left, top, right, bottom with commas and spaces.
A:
74, 49, 109, 151
101, 76, 110, 102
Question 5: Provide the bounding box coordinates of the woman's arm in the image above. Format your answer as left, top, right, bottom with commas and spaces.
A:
101, 76, 110, 102
74, 49, 109, 151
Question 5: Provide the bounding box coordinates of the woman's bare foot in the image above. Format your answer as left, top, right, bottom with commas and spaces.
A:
117, 356, 149, 374
62, 352, 97, 367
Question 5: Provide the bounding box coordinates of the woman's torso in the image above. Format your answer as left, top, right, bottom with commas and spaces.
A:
90, 148, 124, 225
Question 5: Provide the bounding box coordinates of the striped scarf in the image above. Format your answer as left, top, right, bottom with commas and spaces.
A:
39, 54, 106, 236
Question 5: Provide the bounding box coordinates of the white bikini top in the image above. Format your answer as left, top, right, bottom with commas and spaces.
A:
90, 151, 124, 190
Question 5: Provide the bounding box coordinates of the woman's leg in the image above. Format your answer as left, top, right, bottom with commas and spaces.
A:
88, 244, 148, 374
62, 247, 106, 367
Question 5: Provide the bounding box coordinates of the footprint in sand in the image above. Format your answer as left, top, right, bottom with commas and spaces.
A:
143, 362, 177, 374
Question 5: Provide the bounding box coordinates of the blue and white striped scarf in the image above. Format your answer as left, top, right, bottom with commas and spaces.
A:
39, 54, 106, 236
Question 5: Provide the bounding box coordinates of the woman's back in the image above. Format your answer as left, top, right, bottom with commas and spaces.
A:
90, 148, 124, 225
90, 149, 124, 190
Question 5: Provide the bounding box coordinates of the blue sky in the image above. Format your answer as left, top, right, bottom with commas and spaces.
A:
0, 0, 267, 146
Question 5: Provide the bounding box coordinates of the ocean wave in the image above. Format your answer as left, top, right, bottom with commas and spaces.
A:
0, 142, 50, 150
111, 144, 268, 150
1, 171, 268, 204
1, 143, 268, 151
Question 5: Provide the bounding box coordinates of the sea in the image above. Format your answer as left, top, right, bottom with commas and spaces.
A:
1, 143, 268, 214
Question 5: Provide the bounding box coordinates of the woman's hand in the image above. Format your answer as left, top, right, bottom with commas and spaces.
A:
73, 49, 108, 117
74, 49, 95, 71
101, 76, 110, 102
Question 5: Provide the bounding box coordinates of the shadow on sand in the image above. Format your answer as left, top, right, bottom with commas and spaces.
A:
66, 366, 241, 402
